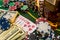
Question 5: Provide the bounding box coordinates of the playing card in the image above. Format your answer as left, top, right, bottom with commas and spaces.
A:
15, 15, 37, 34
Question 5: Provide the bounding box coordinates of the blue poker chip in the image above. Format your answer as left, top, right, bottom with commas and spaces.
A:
0, 17, 10, 30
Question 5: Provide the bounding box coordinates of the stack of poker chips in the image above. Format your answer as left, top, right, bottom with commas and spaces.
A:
9, 2, 17, 11
0, 17, 10, 31
23, 17, 55, 40
9, 1, 20, 11
36, 17, 51, 34
36, 17, 55, 40
23, 30, 41, 40
15, 2, 20, 8
3, 0, 9, 8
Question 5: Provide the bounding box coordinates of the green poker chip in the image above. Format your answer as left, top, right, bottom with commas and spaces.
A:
9, 2, 15, 6
0, 0, 3, 7
21, 5, 28, 10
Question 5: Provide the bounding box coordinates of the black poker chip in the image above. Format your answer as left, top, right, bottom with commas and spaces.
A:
23, 30, 42, 40
3, 4, 9, 8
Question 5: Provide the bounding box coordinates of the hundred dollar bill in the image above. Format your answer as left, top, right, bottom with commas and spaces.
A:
0, 24, 25, 40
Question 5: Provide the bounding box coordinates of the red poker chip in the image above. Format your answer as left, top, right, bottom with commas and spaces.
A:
4, 0, 9, 3
9, 6, 17, 11
36, 17, 48, 23
15, 2, 20, 6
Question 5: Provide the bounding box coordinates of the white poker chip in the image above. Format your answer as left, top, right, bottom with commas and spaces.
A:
36, 17, 51, 35
57, 36, 60, 39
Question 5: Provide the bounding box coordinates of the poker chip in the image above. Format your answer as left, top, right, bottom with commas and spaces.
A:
9, 6, 17, 11
36, 17, 48, 23
57, 36, 60, 39
36, 17, 52, 39
0, 1, 60, 40
0, 17, 10, 30
3, 0, 9, 4
14, 0, 18, 2
15, 2, 20, 8
9, 2, 15, 6
15, 2, 20, 6
23, 30, 42, 40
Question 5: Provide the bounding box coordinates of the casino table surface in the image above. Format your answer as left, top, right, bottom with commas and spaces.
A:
0, 0, 60, 40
